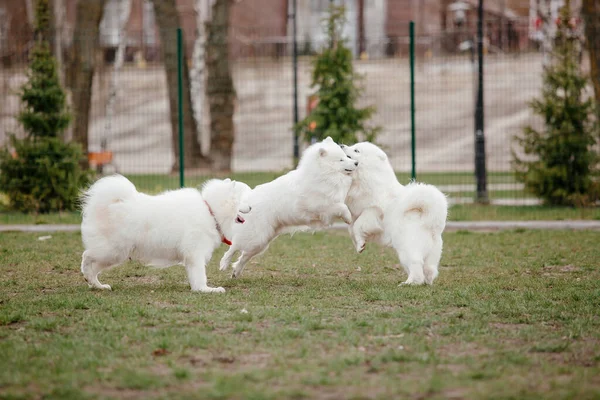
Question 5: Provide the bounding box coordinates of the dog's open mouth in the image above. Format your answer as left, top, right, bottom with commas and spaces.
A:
236, 215, 245, 224
345, 168, 355, 173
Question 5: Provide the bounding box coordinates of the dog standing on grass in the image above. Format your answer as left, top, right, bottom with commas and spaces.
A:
80, 175, 251, 293
219, 137, 358, 279
342, 142, 448, 285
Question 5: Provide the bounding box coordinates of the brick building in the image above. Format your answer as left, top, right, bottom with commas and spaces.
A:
0, 0, 542, 64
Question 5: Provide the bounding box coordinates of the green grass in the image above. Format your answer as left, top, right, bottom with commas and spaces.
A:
1, 230, 599, 399
3, 204, 599, 225
2, 171, 598, 225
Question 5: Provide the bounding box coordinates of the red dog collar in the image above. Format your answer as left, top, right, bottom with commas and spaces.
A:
204, 200, 232, 246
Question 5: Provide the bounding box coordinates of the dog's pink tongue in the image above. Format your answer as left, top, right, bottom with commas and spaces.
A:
236, 215, 245, 224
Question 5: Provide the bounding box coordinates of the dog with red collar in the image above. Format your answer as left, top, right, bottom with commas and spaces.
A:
80, 175, 251, 293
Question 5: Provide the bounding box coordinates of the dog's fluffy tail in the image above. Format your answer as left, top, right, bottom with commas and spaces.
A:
81, 174, 137, 220
400, 182, 448, 233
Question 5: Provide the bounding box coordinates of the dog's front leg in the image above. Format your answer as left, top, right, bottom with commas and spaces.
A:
185, 255, 225, 293
351, 208, 384, 253
322, 202, 352, 225
350, 219, 366, 254
231, 251, 255, 279
220, 245, 237, 271
348, 223, 358, 248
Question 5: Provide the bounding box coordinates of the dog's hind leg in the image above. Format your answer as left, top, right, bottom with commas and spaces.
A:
424, 236, 443, 285
400, 261, 426, 285
81, 251, 113, 290
397, 251, 426, 286
423, 263, 439, 286
185, 252, 225, 293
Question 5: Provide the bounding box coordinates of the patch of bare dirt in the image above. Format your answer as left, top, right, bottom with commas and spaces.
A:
178, 350, 272, 370
127, 275, 159, 284
489, 322, 528, 331
85, 381, 207, 400
542, 265, 581, 276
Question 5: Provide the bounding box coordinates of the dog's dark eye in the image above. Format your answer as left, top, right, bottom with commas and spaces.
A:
354, 149, 360, 153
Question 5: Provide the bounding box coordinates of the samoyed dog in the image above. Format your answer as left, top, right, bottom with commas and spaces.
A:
219, 137, 358, 278
342, 142, 448, 285
80, 175, 251, 293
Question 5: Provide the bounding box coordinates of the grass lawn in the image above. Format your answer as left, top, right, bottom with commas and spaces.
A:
2, 205, 599, 226
1, 229, 599, 399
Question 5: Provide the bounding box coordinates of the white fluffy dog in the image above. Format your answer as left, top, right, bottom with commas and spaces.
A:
342, 142, 448, 285
219, 137, 358, 278
80, 175, 251, 293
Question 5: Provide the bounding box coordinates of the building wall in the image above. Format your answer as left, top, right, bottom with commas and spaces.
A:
230, 0, 287, 57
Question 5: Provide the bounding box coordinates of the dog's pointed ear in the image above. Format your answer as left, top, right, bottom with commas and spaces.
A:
378, 151, 388, 161
319, 147, 328, 157
224, 178, 231, 183
324, 136, 334, 143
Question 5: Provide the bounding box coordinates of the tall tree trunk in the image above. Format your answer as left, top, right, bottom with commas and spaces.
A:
150, 0, 210, 172
206, 0, 235, 171
582, 0, 600, 109
25, 0, 35, 27
50, 0, 65, 85
104, 0, 131, 147
67, 0, 106, 161
190, 0, 210, 144
533, 0, 554, 66
357, 0, 365, 56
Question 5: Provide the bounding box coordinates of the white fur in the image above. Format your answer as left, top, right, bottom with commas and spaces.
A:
220, 137, 357, 278
342, 142, 448, 285
80, 175, 251, 293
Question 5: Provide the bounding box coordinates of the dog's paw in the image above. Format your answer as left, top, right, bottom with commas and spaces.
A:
341, 210, 353, 225
356, 242, 366, 254
89, 283, 112, 291
231, 266, 246, 279
399, 278, 425, 286
194, 286, 226, 293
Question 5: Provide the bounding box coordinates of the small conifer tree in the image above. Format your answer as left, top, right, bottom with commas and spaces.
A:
294, 5, 380, 144
0, 0, 90, 213
512, 1, 599, 206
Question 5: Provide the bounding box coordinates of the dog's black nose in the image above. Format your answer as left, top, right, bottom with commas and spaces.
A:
354, 161, 359, 166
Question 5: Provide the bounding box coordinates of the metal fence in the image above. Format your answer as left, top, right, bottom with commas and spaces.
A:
0, 23, 598, 219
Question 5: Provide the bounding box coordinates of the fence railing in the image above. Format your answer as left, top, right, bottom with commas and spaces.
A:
0, 24, 598, 220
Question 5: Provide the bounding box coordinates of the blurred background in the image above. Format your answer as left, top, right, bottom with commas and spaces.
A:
0, 0, 598, 220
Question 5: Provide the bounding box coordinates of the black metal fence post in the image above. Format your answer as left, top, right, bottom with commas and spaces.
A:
475, 0, 489, 203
